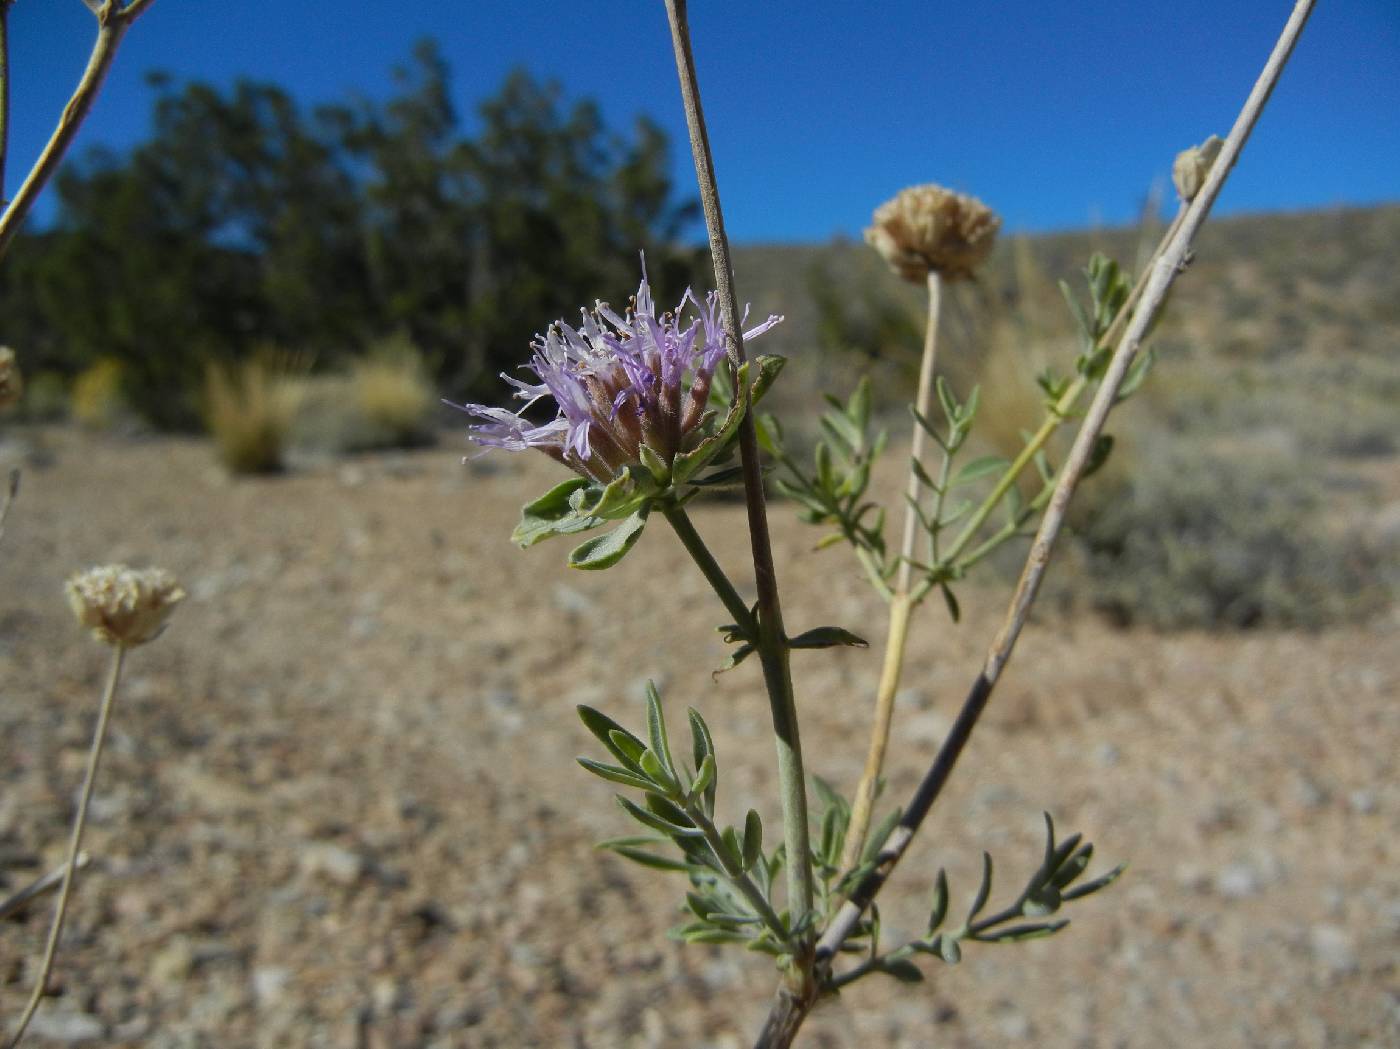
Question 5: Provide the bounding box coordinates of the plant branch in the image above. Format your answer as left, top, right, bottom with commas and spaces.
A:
0, 0, 12, 206
8, 645, 127, 1049
808, 0, 1316, 992
924, 203, 1188, 589
0, 0, 157, 261
839, 270, 942, 870
683, 802, 789, 943
664, 0, 816, 965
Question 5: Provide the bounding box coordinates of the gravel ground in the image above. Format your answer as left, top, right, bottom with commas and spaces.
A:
1, 427, 1396, 1048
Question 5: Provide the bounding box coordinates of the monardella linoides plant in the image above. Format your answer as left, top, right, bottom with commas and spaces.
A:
455, 0, 1316, 1044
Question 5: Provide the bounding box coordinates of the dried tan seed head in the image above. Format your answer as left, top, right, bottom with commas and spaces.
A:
0, 347, 20, 410
66, 564, 185, 647
865, 184, 1001, 283
1172, 135, 1224, 203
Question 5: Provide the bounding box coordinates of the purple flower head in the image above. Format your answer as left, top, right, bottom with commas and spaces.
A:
454, 258, 782, 483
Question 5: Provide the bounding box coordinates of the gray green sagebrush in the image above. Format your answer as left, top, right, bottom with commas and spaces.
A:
465, 252, 1133, 989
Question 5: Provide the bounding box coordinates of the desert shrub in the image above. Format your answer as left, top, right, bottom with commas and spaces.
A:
70, 358, 127, 429
346, 339, 438, 450
204, 355, 304, 474
1062, 444, 1387, 629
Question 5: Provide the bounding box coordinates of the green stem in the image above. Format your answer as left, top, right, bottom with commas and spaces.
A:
662, 503, 756, 635
8, 645, 126, 1049
664, 0, 815, 955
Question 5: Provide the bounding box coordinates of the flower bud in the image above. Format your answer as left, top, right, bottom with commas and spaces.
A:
0, 346, 21, 410
66, 564, 185, 647
1172, 135, 1224, 203
865, 184, 1000, 283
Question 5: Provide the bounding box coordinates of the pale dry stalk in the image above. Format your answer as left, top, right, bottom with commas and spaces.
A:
7, 647, 125, 1049
838, 269, 941, 871
0, 0, 158, 261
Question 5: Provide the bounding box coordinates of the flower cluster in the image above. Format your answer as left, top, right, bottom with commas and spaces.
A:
66, 564, 185, 647
865, 184, 1000, 283
456, 261, 781, 484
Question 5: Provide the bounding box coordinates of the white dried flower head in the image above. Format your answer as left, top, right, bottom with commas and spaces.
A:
1172, 135, 1224, 203
66, 564, 185, 647
0, 346, 20, 410
865, 184, 1001, 283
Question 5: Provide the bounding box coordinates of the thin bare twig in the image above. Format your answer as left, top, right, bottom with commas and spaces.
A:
0, 0, 158, 261
0, 0, 13, 206
8, 646, 126, 1049
0, 854, 91, 922
810, 0, 1317, 986
662, 0, 816, 959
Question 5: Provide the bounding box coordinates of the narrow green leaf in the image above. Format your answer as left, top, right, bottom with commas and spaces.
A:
909, 456, 940, 492
935, 375, 960, 425
742, 809, 764, 871
847, 376, 872, 431
687, 708, 718, 814
940, 583, 961, 623
788, 625, 870, 650
606, 729, 646, 770
576, 758, 656, 792
1050, 843, 1094, 890
1116, 348, 1156, 401
577, 706, 647, 769
1022, 885, 1062, 917
861, 806, 902, 865
1059, 278, 1091, 338
720, 826, 745, 870
878, 958, 925, 984
928, 869, 949, 932
604, 846, 692, 872
644, 682, 676, 781
1062, 862, 1127, 901
682, 928, 749, 945
638, 750, 677, 792
952, 455, 1011, 487
1082, 434, 1114, 479
968, 851, 994, 921
908, 406, 947, 449
690, 753, 716, 802
618, 796, 701, 838
981, 919, 1069, 943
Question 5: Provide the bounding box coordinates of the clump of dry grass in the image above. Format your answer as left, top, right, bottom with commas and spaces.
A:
71, 358, 127, 429
347, 338, 437, 450
204, 355, 304, 474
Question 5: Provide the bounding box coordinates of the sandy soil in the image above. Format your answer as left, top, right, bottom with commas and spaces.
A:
1, 427, 1396, 1048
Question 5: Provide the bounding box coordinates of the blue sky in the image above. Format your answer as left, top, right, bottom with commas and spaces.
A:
7, 1, 1398, 243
